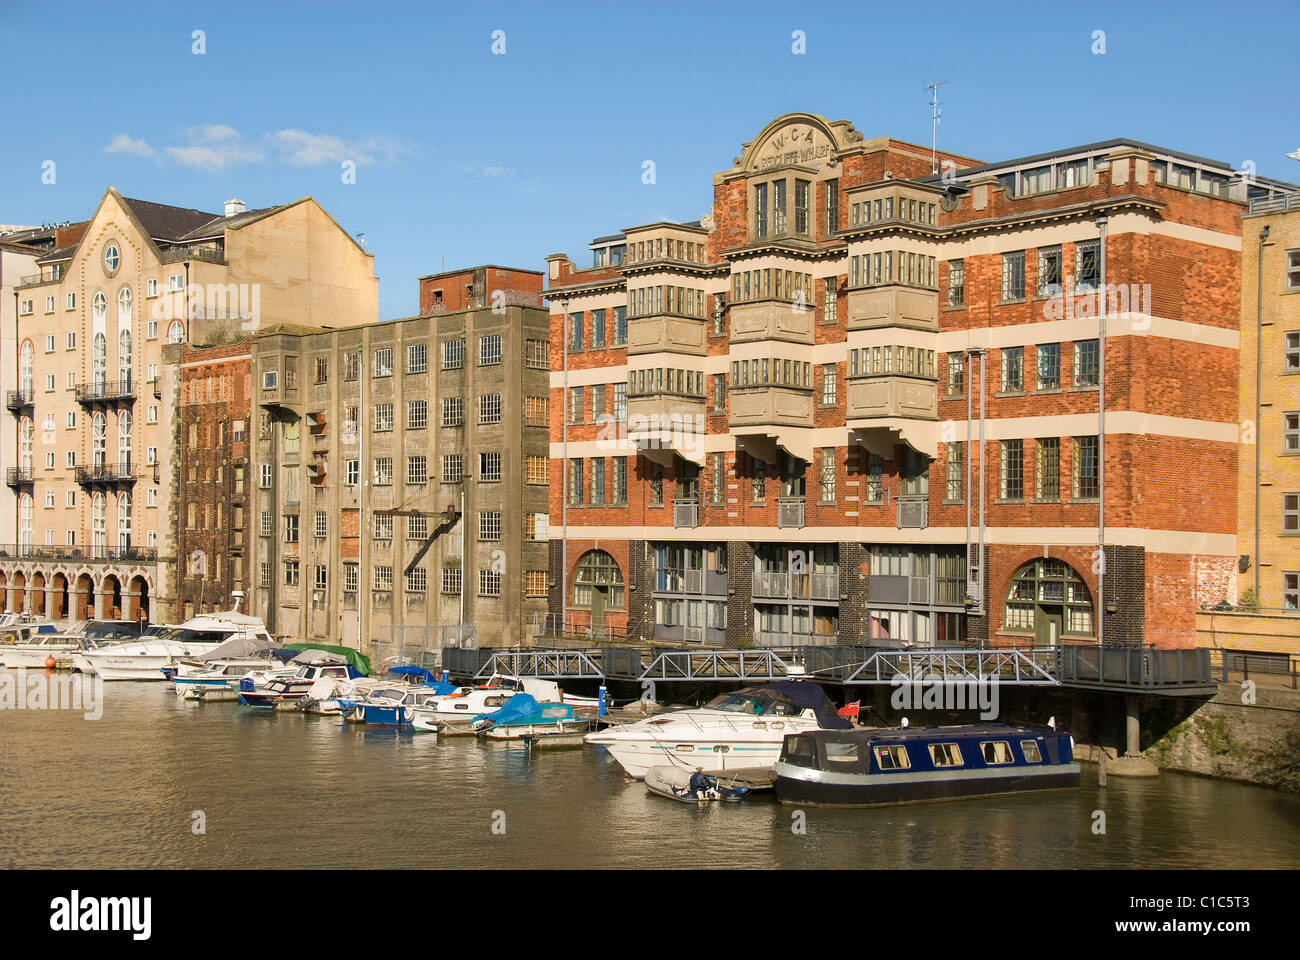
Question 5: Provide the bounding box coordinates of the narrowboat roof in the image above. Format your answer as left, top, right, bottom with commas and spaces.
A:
795, 722, 1062, 742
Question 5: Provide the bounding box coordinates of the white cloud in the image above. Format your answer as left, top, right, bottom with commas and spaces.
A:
269, 129, 399, 167
163, 126, 263, 173
104, 134, 155, 158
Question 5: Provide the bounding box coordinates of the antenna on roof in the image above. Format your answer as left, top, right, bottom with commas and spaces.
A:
925, 80, 948, 175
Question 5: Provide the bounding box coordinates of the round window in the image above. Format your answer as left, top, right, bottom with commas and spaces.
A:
104, 242, 121, 275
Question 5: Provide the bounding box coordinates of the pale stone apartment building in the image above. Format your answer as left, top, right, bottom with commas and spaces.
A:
0, 187, 375, 623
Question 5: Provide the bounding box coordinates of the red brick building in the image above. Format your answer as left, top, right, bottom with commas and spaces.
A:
543, 112, 1299, 650
166, 338, 252, 619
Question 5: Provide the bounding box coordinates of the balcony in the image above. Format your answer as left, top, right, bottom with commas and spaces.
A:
897, 496, 928, 530
673, 498, 699, 529
655, 568, 728, 596
5, 389, 33, 412
777, 497, 805, 528
16, 270, 61, 288
728, 386, 813, 430
627, 394, 707, 463
753, 631, 839, 648
846, 284, 938, 331
0, 543, 157, 564
157, 243, 226, 265
846, 374, 937, 422
5, 468, 34, 486
752, 569, 839, 600
625, 315, 707, 356
75, 378, 135, 405
728, 299, 814, 344
75, 461, 136, 485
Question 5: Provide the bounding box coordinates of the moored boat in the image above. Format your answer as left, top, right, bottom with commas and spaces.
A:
773, 722, 1081, 807
82, 611, 274, 680
471, 693, 593, 740
237, 651, 359, 708
644, 765, 751, 803
583, 681, 852, 779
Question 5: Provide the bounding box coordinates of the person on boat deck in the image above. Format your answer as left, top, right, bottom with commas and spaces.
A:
689, 767, 710, 795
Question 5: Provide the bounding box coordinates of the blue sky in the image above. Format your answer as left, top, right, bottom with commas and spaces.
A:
2, 0, 1298, 320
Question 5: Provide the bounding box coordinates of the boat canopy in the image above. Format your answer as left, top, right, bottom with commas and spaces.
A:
473, 693, 540, 727
198, 634, 282, 662
386, 665, 446, 685
284, 642, 371, 676
703, 681, 853, 730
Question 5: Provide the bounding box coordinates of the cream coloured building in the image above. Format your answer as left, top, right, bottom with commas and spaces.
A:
1, 187, 376, 623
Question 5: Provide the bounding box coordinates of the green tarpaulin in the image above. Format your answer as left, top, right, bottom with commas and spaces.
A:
284, 642, 372, 676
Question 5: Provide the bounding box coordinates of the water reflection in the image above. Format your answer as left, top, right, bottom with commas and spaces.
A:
0, 682, 1296, 869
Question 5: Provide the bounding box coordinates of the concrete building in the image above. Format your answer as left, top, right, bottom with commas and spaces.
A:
543, 112, 1300, 651
0, 187, 376, 623
247, 266, 550, 656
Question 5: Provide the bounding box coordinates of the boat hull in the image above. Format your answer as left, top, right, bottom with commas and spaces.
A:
589, 737, 791, 780
773, 761, 1082, 807
86, 655, 180, 680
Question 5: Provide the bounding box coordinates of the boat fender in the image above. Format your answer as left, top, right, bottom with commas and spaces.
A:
44, 656, 56, 670
240, 677, 255, 692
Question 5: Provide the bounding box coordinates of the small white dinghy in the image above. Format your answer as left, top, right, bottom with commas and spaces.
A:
644, 765, 751, 804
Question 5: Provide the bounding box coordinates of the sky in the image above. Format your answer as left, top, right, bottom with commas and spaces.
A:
2, 0, 1298, 320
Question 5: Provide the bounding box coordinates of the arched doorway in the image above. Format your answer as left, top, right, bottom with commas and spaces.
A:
0, 570, 8, 612
1005, 558, 1095, 646
572, 550, 625, 633
11, 571, 26, 613
127, 575, 149, 623
74, 573, 94, 620
29, 571, 46, 617
101, 574, 123, 620
50, 573, 69, 620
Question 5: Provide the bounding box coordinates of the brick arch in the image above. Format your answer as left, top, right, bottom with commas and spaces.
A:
992, 547, 1099, 646
29, 570, 46, 617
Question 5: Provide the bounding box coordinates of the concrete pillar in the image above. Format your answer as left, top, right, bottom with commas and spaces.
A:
1125, 695, 1141, 757
95, 586, 109, 620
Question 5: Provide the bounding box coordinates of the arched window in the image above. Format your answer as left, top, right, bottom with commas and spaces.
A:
93, 291, 107, 323
117, 493, 132, 550
18, 417, 32, 472
118, 286, 132, 326
92, 412, 107, 467
18, 494, 32, 548
92, 493, 106, 554
93, 332, 107, 388
19, 340, 33, 397
118, 410, 132, 467
573, 550, 625, 610
1005, 558, 1094, 643
167, 320, 184, 344
118, 328, 132, 387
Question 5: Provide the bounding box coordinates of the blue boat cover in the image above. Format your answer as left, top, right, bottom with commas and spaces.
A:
270, 648, 300, 662
387, 665, 441, 683
767, 680, 854, 730
473, 693, 539, 726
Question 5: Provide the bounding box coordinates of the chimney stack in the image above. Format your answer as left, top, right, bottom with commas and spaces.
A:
224, 197, 246, 217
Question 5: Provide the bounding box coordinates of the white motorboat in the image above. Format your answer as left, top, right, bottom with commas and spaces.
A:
583, 681, 854, 779
3, 620, 144, 670
0, 618, 60, 662
81, 611, 273, 680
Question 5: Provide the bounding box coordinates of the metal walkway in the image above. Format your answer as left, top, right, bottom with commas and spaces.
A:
452, 643, 1217, 695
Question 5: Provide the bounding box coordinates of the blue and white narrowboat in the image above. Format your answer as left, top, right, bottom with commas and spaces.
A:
774, 723, 1080, 807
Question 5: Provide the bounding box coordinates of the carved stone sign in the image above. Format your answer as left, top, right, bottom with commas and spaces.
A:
751, 123, 834, 172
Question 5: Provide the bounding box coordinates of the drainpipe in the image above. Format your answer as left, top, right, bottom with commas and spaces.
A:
561, 296, 570, 637
1097, 216, 1107, 647
978, 348, 986, 620
1256, 225, 1271, 602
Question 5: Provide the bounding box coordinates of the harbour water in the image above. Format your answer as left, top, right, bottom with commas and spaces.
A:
2, 678, 1298, 870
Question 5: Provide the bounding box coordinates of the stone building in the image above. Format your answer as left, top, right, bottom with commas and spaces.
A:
0, 187, 376, 623
543, 111, 1300, 651
247, 266, 550, 654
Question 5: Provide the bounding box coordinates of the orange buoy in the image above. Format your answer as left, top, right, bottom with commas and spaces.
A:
44, 656, 56, 670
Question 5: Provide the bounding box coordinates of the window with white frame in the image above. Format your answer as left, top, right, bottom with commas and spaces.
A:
373, 457, 393, 485
405, 568, 427, 593
479, 451, 501, 482
373, 347, 393, 377
407, 514, 428, 540
479, 334, 502, 365
442, 396, 463, 426
479, 393, 502, 424
442, 339, 464, 370
479, 511, 501, 540
479, 569, 502, 597
407, 399, 427, 429
407, 342, 428, 373
373, 566, 393, 590
374, 514, 393, 540
345, 459, 359, 484
407, 455, 428, 484
443, 454, 464, 483
442, 568, 463, 595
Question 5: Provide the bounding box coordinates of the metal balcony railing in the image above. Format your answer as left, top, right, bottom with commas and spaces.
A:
75, 461, 136, 485
753, 570, 790, 598
75, 378, 135, 404
5, 467, 34, 486
777, 497, 805, 528
157, 243, 226, 265
1247, 193, 1300, 217
673, 498, 699, 529
0, 543, 157, 563
897, 496, 928, 529
5, 389, 33, 410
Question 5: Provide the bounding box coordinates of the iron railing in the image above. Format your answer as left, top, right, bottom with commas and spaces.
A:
673, 498, 699, 529
75, 461, 136, 484
0, 543, 157, 563
1208, 648, 1299, 689
777, 498, 805, 528
5, 389, 33, 410
75, 378, 135, 403
5, 468, 34, 486
1247, 193, 1300, 217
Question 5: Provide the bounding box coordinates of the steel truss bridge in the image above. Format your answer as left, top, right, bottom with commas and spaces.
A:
449, 643, 1216, 696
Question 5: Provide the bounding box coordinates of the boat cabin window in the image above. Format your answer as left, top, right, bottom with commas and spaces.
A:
824, 741, 864, 765
484, 696, 509, 707
928, 743, 964, 767
703, 691, 790, 716
453, 703, 469, 710
873, 745, 911, 771
541, 707, 569, 719
1020, 740, 1043, 763
783, 735, 819, 769
980, 740, 1015, 765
